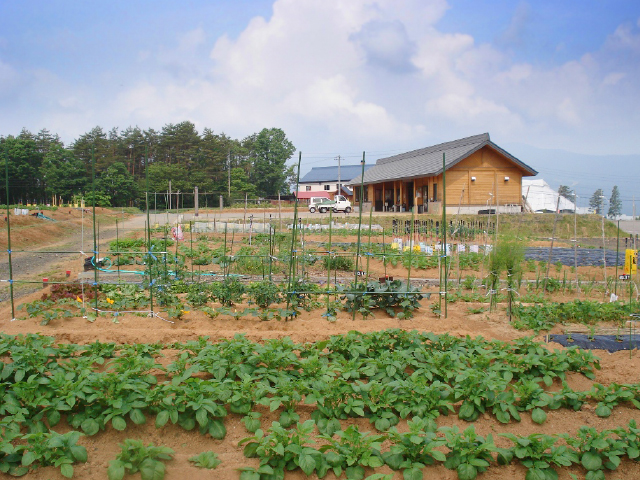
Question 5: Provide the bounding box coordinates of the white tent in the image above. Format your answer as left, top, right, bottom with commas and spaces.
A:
522, 179, 577, 213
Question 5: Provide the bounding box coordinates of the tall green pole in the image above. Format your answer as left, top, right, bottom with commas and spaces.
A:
615, 220, 620, 295
442, 152, 447, 318
116, 219, 120, 280
268, 214, 273, 281
285, 152, 302, 320
326, 207, 333, 315
353, 153, 366, 321
145, 145, 153, 313
92, 146, 98, 313
407, 205, 415, 293
4, 146, 15, 319
366, 202, 374, 278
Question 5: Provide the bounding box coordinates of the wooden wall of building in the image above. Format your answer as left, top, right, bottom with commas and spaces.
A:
447, 146, 524, 206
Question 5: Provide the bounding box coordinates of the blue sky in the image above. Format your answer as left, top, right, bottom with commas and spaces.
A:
0, 0, 639, 211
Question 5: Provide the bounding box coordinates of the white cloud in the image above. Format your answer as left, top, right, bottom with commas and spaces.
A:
602, 72, 625, 86
1, 0, 640, 158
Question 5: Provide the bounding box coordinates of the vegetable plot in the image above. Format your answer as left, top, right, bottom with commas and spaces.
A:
1, 330, 640, 479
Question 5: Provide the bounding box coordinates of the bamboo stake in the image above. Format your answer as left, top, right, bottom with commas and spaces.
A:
116, 219, 120, 280
544, 196, 561, 297
285, 153, 302, 320
352, 153, 366, 321
4, 146, 15, 319
91, 146, 98, 313
145, 145, 153, 314
442, 152, 448, 318
615, 220, 620, 295
366, 202, 374, 278
326, 207, 333, 316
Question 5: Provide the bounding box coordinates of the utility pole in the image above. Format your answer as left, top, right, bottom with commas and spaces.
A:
168, 180, 172, 211
227, 150, 231, 198
335, 155, 341, 198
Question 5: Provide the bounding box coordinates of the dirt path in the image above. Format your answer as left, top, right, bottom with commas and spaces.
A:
0, 214, 147, 301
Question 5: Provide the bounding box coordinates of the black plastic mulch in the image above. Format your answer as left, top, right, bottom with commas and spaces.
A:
549, 334, 640, 352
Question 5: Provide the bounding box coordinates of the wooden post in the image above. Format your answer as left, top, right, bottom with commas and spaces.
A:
194, 186, 199, 217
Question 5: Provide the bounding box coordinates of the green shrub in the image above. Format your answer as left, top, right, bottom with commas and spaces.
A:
323, 255, 354, 271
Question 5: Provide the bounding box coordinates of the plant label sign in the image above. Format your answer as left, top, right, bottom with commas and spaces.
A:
619, 274, 630, 280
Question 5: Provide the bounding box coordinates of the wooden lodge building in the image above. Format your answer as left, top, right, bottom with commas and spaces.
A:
347, 133, 538, 214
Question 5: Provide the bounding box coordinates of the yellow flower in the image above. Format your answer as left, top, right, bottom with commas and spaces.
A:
181, 310, 190, 315
106, 297, 114, 305
76, 296, 82, 303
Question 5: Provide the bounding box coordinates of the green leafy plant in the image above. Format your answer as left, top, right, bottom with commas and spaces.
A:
247, 280, 281, 308
107, 439, 174, 480
188, 451, 221, 469
441, 426, 495, 480
210, 277, 246, 306
20, 430, 88, 478
563, 427, 624, 480
498, 433, 577, 480
383, 417, 445, 480
239, 420, 325, 479
319, 425, 387, 479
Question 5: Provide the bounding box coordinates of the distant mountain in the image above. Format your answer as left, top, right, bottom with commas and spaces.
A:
503, 142, 639, 216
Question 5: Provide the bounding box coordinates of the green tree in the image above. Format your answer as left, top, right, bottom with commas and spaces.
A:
72, 126, 112, 173
97, 162, 138, 206
608, 185, 622, 218
589, 189, 604, 214
0, 136, 44, 204
557, 185, 575, 204
41, 144, 87, 201
249, 128, 296, 197
229, 167, 257, 200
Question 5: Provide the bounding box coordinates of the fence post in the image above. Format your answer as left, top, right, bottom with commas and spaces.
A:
194, 186, 199, 217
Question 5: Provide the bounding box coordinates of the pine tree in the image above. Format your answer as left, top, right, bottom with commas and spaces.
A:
558, 185, 575, 203
608, 185, 622, 218
589, 189, 604, 214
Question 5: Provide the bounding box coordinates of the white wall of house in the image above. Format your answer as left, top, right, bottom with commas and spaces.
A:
300, 182, 338, 192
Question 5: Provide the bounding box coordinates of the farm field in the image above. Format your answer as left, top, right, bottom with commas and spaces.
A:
1, 211, 639, 480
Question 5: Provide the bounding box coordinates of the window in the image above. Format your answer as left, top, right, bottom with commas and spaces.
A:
324, 184, 331, 191
305, 186, 311, 191
356, 186, 368, 202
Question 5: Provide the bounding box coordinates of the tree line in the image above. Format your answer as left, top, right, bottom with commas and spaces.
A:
558, 185, 623, 217
0, 122, 296, 207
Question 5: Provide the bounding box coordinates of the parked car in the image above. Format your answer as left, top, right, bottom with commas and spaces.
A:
308, 195, 352, 213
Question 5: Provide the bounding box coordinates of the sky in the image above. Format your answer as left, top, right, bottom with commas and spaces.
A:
0, 0, 639, 212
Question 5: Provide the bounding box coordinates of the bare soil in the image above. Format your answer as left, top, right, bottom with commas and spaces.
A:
3, 293, 640, 480
1, 212, 640, 480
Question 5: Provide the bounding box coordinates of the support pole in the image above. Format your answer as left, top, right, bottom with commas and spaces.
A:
544, 195, 561, 297
354, 154, 366, 289
442, 152, 447, 318
615, 219, 620, 296
326, 207, 333, 316
602, 213, 607, 293
4, 146, 15, 319
574, 197, 580, 298
91, 147, 98, 313
285, 153, 302, 320
194, 186, 199, 217
145, 146, 153, 313
116, 219, 120, 280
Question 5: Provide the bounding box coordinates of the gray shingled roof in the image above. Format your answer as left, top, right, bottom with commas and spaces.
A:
299, 164, 373, 183
348, 133, 537, 185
